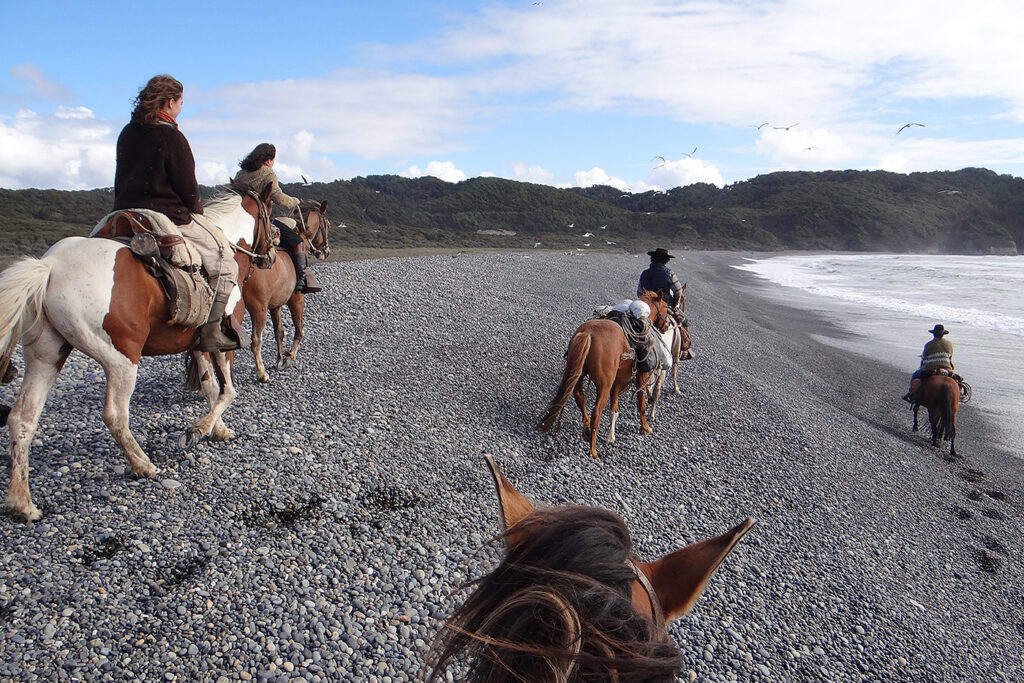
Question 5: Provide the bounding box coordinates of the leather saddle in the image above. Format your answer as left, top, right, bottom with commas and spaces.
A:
92, 211, 213, 328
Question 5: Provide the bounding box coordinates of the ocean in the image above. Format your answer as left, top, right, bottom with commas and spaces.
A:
733, 254, 1024, 458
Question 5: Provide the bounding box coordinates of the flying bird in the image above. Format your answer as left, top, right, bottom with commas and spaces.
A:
582, 231, 594, 237
896, 122, 925, 135
750, 122, 770, 130
652, 155, 668, 168
606, 241, 616, 245
301, 174, 311, 185
937, 189, 962, 195
773, 123, 799, 130
533, 241, 542, 247
684, 146, 697, 158
599, 224, 607, 229
803, 146, 818, 151
567, 222, 575, 228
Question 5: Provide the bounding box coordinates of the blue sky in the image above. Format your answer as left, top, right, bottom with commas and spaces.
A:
3, 0, 1024, 192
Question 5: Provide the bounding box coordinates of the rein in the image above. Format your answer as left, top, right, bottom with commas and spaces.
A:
231, 189, 276, 271
295, 203, 331, 259
629, 559, 666, 632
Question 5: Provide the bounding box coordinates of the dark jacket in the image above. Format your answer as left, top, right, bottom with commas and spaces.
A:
114, 120, 203, 225
637, 263, 682, 307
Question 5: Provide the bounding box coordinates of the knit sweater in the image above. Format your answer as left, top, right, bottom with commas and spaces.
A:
232, 166, 300, 210
920, 337, 954, 371
113, 120, 203, 225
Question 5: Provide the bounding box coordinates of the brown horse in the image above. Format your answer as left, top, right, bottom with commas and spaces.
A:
912, 373, 959, 456
538, 290, 670, 458
0, 187, 275, 521
426, 455, 755, 682
240, 200, 331, 383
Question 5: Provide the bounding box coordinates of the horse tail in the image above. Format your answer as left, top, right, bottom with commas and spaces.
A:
0, 257, 53, 378
934, 381, 956, 442
538, 332, 591, 433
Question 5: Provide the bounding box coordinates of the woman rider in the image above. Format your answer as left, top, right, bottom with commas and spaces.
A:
113, 74, 248, 352
232, 143, 320, 293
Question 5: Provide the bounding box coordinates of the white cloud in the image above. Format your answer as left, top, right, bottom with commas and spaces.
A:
10, 63, 73, 101
646, 157, 725, 190
400, 160, 468, 183
572, 166, 629, 192
0, 108, 114, 189
511, 162, 555, 185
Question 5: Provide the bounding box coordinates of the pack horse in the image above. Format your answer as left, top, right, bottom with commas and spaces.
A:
0, 187, 275, 522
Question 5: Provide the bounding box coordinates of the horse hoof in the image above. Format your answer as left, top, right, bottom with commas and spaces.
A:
179, 429, 202, 451
258, 374, 271, 384
6, 501, 41, 523
133, 462, 157, 478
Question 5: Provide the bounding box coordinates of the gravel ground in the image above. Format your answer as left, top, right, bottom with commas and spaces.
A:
1, 250, 1022, 682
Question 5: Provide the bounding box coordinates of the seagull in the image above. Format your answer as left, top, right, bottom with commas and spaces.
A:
773, 123, 799, 130
599, 224, 607, 229
937, 189, 962, 195
301, 174, 311, 185
803, 146, 818, 151
652, 155, 668, 168
896, 122, 925, 135
567, 222, 575, 228
684, 146, 697, 158
582, 231, 594, 237
750, 122, 770, 130
582, 243, 591, 247
606, 240, 616, 245
533, 241, 542, 247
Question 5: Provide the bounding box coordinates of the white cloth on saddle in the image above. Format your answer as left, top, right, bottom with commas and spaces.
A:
655, 327, 673, 370
609, 298, 651, 320
91, 208, 196, 268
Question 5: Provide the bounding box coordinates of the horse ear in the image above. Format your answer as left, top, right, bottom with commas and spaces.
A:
681, 282, 687, 293
483, 455, 535, 543
320, 200, 328, 212
636, 517, 755, 622
259, 184, 274, 204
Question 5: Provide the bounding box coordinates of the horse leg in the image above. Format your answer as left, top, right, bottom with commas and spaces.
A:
99, 355, 157, 478
271, 306, 287, 370
282, 294, 305, 368
573, 378, 591, 438
181, 352, 237, 449
589, 384, 612, 457
250, 303, 271, 383
5, 325, 70, 522
636, 373, 653, 435
912, 405, 919, 432
607, 385, 622, 444
649, 371, 664, 421
671, 329, 682, 394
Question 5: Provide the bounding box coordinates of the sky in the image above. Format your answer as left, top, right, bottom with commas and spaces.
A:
3, 0, 1024, 193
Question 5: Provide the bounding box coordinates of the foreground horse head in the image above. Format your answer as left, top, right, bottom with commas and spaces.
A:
912, 374, 959, 457
427, 455, 755, 682
0, 186, 274, 522
538, 289, 669, 457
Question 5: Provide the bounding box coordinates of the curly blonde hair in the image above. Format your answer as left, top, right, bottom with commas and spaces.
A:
130, 75, 183, 126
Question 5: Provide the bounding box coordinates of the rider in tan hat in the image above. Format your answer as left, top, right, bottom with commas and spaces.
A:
903, 324, 955, 403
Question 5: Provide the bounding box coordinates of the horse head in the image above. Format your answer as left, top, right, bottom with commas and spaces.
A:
293, 200, 331, 260
427, 455, 755, 680
637, 288, 670, 333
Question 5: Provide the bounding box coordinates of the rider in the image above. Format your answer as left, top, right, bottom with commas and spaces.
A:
232, 143, 320, 294
113, 74, 248, 352
637, 248, 686, 325
903, 324, 955, 403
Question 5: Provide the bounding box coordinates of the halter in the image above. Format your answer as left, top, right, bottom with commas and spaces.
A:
295, 202, 331, 259
628, 559, 666, 632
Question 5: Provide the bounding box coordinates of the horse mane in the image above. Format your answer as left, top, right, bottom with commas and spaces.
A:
202, 188, 244, 222
426, 506, 683, 682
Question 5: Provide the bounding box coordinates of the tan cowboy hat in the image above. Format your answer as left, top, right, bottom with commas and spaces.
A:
928, 324, 948, 336
647, 247, 674, 259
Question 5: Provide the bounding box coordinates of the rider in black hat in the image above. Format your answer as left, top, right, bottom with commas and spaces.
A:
903, 324, 955, 403
637, 248, 686, 325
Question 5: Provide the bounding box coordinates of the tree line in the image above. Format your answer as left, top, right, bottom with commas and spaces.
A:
1, 167, 1020, 260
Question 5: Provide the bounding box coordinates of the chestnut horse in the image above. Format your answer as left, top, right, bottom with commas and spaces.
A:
426, 455, 755, 682
912, 373, 959, 457
0, 187, 275, 522
538, 290, 670, 458
241, 200, 331, 383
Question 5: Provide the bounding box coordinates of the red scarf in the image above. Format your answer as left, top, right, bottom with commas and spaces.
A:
156, 110, 178, 127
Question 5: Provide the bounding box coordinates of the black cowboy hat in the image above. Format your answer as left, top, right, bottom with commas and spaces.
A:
646, 247, 674, 259
929, 324, 948, 336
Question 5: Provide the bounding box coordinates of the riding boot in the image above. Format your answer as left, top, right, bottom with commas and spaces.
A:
291, 251, 307, 292
196, 281, 250, 352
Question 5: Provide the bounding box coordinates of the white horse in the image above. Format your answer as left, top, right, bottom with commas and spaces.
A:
0, 188, 273, 522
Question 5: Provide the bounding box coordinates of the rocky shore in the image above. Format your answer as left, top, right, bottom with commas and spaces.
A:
1, 250, 1021, 681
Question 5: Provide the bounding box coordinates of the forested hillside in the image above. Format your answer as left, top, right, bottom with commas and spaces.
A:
1, 167, 1020, 259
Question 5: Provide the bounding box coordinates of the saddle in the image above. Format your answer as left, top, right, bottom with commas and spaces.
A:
91, 210, 213, 328
594, 309, 658, 374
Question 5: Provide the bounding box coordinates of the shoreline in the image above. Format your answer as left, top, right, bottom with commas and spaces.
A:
0, 249, 1021, 681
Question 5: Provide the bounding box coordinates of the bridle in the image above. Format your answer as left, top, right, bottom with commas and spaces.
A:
294, 202, 331, 259
628, 559, 666, 632
232, 189, 277, 268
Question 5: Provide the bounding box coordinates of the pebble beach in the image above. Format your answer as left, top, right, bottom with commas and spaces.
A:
1, 250, 1021, 682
